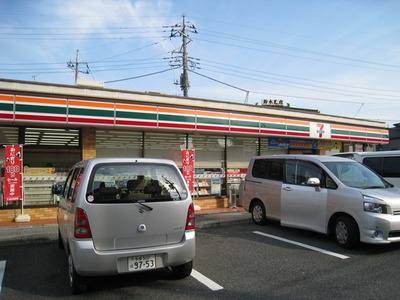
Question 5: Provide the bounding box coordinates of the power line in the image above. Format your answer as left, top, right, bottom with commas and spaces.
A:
104, 67, 179, 84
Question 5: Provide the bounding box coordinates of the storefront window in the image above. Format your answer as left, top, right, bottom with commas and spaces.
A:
191, 134, 225, 196
144, 132, 186, 165
96, 129, 143, 158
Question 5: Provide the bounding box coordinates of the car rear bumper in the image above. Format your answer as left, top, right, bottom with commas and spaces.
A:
69, 230, 195, 276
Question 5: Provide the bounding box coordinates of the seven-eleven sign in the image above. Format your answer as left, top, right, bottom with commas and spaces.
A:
309, 122, 331, 139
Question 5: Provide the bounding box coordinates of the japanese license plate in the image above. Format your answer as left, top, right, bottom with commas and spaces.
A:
128, 255, 156, 271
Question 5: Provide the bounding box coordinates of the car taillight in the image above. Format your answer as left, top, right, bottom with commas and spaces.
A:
185, 202, 195, 230
75, 208, 92, 238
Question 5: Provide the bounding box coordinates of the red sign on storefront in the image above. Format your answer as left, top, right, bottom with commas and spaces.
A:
3, 145, 23, 202
181, 149, 195, 194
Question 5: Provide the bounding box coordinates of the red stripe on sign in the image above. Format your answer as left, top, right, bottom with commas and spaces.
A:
116, 120, 158, 127
158, 123, 196, 129
0, 113, 14, 120
196, 125, 230, 131
287, 132, 310, 137
68, 117, 114, 125
230, 127, 259, 133
260, 129, 287, 135
15, 114, 67, 122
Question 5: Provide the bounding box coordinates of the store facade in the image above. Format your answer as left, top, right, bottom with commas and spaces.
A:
0, 79, 389, 219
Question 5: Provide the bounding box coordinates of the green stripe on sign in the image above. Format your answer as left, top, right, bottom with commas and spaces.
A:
287, 125, 309, 132
16, 104, 66, 114
260, 122, 286, 130
0, 103, 13, 111
69, 107, 114, 118
116, 111, 157, 120
197, 117, 229, 125
159, 114, 196, 123
231, 119, 259, 128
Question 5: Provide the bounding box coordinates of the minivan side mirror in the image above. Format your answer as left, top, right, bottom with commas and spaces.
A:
307, 177, 320, 187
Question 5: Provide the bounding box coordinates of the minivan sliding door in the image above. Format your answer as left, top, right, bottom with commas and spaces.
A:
281, 160, 327, 233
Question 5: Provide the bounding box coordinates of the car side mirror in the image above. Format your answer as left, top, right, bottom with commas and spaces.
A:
307, 177, 320, 186
307, 177, 321, 191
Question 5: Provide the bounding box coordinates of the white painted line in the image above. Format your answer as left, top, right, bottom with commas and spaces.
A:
253, 231, 349, 260
0, 260, 6, 294
191, 269, 224, 291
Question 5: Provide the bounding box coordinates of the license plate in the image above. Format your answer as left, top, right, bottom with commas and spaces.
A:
128, 255, 156, 271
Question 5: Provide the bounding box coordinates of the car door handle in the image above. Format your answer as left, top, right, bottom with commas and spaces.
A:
283, 186, 292, 191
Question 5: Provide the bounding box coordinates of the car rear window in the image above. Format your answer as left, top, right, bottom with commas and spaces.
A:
86, 163, 188, 203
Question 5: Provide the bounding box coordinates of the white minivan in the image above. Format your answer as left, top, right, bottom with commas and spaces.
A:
57, 158, 195, 294
333, 151, 400, 187
241, 155, 400, 248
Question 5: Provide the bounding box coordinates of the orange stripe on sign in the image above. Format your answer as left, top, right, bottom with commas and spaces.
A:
68, 99, 114, 109
0, 94, 14, 101
115, 103, 157, 112
15, 96, 67, 105
196, 110, 230, 119
158, 107, 196, 115
332, 124, 386, 133
230, 114, 260, 121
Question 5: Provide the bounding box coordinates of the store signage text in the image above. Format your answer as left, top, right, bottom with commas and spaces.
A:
3, 145, 23, 202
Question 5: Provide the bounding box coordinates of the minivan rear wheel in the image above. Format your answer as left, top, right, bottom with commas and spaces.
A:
171, 260, 193, 279
334, 215, 359, 249
68, 254, 87, 294
251, 201, 267, 225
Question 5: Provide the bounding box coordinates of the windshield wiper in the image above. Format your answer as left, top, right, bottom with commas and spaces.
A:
362, 186, 385, 189
162, 176, 182, 200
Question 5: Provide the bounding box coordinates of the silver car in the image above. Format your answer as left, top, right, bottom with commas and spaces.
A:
57, 158, 195, 294
241, 155, 400, 248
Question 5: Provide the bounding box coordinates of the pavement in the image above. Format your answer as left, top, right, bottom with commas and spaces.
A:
0, 207, 252, 246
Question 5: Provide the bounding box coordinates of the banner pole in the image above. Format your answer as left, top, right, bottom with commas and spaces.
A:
14, 144, 30, 223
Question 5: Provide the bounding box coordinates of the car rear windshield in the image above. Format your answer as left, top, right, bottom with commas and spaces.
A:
86, 163, 188, 203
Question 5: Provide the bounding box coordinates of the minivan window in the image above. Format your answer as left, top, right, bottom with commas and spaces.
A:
87, 163, 187, 203
285, 160, 321, 185
324, 161, 389, 189
252, 159, 284, 181
363, 156, 400, 178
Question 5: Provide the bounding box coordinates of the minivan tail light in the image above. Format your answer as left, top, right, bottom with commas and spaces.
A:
75, 208, 92, 238
185, 202, 195, 230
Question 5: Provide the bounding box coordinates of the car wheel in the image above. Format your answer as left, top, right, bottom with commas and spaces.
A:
251, 201, 267, 225
68, 254, 87, 294
58, 230, 64, 249
171, 260, 193, 279
334, 215, 359, 249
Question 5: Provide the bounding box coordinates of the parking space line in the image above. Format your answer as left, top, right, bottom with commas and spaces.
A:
253, 231, 349, 260
0, 260, 6, 294
191, 269, 224, 291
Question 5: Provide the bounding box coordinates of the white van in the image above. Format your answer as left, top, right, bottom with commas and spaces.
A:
241, 155, 400, 248
333, 151, 400, 187
57, 158, 195, 294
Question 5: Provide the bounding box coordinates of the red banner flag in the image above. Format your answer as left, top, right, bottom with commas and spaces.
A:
3, 145, 23, 202
181, 149, 195, 194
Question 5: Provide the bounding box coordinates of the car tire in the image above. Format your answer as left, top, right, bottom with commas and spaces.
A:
334, 215, 360, 249
171, 260, 193, 279
251, 201, 267, 225
68, 254, 87, 294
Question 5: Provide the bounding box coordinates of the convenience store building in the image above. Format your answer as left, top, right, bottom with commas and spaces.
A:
0, 79, 389, 221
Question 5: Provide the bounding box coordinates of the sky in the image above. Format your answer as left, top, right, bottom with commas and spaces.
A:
1, 0, 399, 127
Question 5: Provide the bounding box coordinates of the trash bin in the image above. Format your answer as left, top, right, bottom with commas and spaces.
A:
228, 186, 237, 208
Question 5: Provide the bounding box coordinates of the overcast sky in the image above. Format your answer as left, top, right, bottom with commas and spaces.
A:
1, 0, 399, 127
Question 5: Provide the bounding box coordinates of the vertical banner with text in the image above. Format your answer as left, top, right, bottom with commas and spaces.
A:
181, 149, 195, 194
3, 145, 23, 202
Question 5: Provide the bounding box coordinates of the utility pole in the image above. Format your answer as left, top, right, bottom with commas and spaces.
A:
67, 50, 90, 84
181, 15, 189, 97
167, 15, 198, 97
